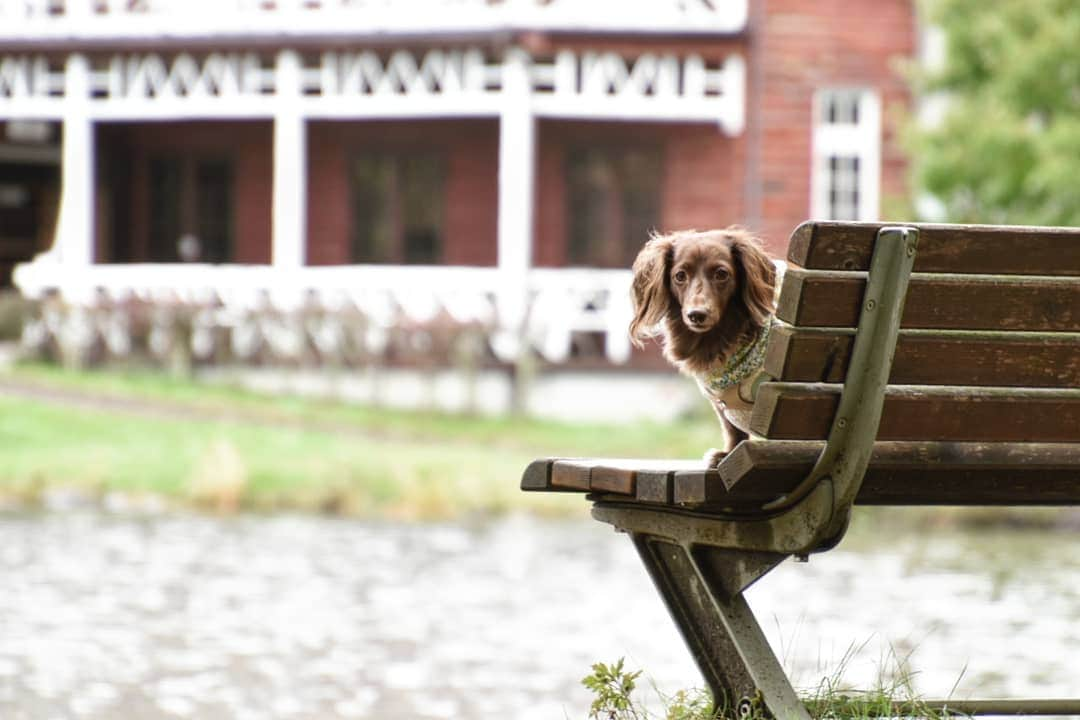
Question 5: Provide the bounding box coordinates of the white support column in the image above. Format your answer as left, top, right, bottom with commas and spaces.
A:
493, 48, 536, 360
51, 53, 94, 267
272, 49, 307, 269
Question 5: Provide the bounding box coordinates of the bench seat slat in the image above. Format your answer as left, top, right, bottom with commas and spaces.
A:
789, 221, 1080, 275
752, 383, 1080, 442
551, 460, 596, 491
522, 458, 697, 499
765, 326, 1080, 387
526, 442, 1080, 509
778, 269, 1080, 332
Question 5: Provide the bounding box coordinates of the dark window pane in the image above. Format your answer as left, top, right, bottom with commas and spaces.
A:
566, 153, 612, 266
401, 155, 444, 264
821, 90, 861, 125
620, 150, 662, 264
826, 154, 860, 221
351, 152, 443, 265
566, 146, 662, 268
196, 159, 232, 263
351, 156, 396, 263
147, 155, 234, 263
148, 156, 182, 262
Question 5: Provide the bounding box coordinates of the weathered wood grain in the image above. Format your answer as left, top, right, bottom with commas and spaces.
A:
634, 469, 676, 504
751, 383, 1080, 442
534, 458, 704, 496
765, 325, 1080, 387
591, 465, 636, 495
688, 440, 1080, 507
520, 458, 554, 491
777, 269, 1080, 332
530, 443, 1080, 508
551, 460, 596, 491
788, 221, 1080, 275
521, 459, 599, 493
672, 469, 723, 506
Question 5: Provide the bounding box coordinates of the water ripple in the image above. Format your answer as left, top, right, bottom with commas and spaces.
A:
0, 511, 1078, 718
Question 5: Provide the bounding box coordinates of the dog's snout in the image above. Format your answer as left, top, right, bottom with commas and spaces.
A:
686, 309, 707, 325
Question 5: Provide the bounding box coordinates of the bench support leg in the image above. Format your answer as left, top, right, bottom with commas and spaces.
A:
633, 535, 810, 720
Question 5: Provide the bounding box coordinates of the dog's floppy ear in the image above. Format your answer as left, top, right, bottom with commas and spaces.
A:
729, 229, 776, 327
629, 232, 674, 348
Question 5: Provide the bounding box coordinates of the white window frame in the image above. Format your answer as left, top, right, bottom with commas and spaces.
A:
810, 87, 881, 221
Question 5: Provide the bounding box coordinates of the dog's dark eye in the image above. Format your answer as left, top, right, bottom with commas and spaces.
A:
673, 270, 688, 284
714, 268, 731, 281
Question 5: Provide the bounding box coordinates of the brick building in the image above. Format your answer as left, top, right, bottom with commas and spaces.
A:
0, 0, 915, 383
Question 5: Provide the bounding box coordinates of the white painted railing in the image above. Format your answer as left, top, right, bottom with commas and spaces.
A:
0, 49, 745, 132
13, 262, 635, 364
0, 0, 747, 40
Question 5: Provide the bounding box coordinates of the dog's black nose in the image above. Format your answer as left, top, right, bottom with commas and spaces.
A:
686, 310, 707, 325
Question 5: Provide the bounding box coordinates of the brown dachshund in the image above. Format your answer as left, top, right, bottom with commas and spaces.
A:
629, 227, 777, 465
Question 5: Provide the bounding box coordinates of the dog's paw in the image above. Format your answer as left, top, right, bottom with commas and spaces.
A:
703, 447, 727, 468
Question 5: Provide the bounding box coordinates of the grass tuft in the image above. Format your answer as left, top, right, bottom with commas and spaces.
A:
186, 438, 250, 513
582, 651, 970, 720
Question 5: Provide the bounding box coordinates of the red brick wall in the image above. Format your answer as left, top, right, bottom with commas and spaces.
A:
306, 119, 499, 266
534, 120, 745, 266
663, 122, 746, 235
98, 121, 273, 264
750, 0, 915, 253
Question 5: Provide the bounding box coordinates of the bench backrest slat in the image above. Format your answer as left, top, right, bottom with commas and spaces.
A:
758, 221, 1080, 445
778, 270, 1080, 331
766, 327, 1080, 387
789, 221, 1080, 275
752, 383, 1080, 442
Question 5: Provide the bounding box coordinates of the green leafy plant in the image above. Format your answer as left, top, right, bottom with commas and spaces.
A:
662, 687, 722, 720
583, 659, 647, 720
581, 659, 723, 720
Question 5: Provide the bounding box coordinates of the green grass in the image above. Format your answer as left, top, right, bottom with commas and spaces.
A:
582, 651, 963, 720
6, 362, 721, 456
0, 362, 722, 518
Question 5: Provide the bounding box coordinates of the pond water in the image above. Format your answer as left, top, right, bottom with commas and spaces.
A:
1, 510, 1079, 719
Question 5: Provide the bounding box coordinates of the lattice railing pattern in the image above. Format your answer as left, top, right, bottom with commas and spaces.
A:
0, 56, 63, 99
309, 49, 741, 128
99, 53, 270, 100
0, 48, 741, 129
317, 50, 489, 97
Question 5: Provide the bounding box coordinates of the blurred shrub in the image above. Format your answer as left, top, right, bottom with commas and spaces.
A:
0, 290, 37, 341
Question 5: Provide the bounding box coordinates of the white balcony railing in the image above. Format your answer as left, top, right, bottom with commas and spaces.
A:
0, 0, 748, 42
13, 262, 635, 365
0, 47, 746, 130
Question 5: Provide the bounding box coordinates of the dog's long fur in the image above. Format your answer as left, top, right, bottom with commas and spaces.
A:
629, 227, 777, 462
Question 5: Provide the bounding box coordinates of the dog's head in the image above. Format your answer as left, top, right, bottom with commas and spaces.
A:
629, 227, 775, 348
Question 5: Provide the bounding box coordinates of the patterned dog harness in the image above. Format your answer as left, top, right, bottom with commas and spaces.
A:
700, 318, 773, 404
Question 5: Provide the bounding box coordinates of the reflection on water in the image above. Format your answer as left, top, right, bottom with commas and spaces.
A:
0, 510, 1078, 719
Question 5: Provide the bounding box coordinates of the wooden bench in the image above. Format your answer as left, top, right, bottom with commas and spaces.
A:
522, 222, 1080, 719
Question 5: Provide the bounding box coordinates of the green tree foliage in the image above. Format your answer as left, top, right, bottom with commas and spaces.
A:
913, 0, 1080, 225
